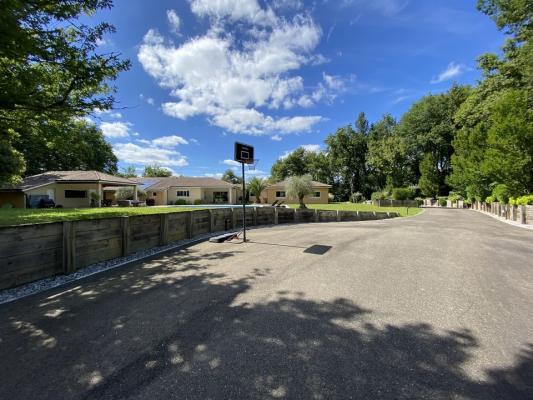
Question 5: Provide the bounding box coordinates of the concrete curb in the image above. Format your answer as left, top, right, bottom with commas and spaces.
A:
472, 209, 533, 231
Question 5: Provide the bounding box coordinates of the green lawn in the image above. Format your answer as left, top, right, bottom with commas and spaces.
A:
0, 207, 200, 227
287, 202, 422, 217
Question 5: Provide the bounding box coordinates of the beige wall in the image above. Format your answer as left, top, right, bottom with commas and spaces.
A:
256, 187, 330, 204
166, 187, 202, 204
146, 186, 242, 205
146, 190, 167, 206
26, 183, 99, 208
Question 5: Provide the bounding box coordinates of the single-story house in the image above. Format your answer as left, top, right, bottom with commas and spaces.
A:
0, 171, 138, 208
253, 179, 332, 204
137, 176, 243, 205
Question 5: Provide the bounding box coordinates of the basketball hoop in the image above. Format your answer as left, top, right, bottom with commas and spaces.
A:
248, 159, 259, 171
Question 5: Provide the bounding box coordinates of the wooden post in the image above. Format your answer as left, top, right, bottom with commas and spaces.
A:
187, 211, 195, 239
336, 210, 341, 222
294, 209, 300, 223
62, 221, 75, 273
274, 207, 279, 225
520, 205, 526, 224
231, 207, 237, 229
160, 213, 169, 246
252, 207, 257, 226
121, 217, 130, 256
208, 209, 214, 233
314, 209, 318, 223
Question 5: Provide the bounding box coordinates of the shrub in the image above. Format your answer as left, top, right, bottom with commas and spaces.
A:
351, 192, 364, 203
286, 175, 313, 209
392, 187, 413, 200
447, 192, 461, 202
485, 195, 494, 204
371, 191, 387, 201
516, 194, 533, 205
438, 197, 447, 207
492, 184, 511, 204
115, 187, 146, 201
193, 199, 203, 205
175, 199, 187, 205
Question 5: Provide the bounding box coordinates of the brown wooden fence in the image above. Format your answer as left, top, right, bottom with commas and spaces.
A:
0, 207, 400, 290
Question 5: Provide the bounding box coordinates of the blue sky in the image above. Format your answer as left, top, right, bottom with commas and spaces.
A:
89, 0, 505, 179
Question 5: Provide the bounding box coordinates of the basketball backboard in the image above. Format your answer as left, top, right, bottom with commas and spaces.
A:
234, 142, 254, 164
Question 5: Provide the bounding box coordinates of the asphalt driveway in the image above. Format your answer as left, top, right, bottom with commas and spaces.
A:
1, 208, 532, 399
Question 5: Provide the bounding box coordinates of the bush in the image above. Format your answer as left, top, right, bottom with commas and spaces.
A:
115, 187, 146, 201
447, 192, 461, 202
351, 192, 364, 203
437, 196, 447, 207
193, 199, 203, 205
516, 194, 533, 205
492, 184, 511, 204
485, 195, 494, 204
371, 191, 387, 201
175, 199, 187, 205
392, 187, 413, 200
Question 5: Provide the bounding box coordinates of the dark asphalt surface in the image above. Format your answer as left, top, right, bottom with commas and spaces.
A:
1, 208, 532, 399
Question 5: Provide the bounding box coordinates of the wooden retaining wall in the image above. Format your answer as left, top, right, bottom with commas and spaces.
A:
472, 202, 533, 226
0, 207, 401, 290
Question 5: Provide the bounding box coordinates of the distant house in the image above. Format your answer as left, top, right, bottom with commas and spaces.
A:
255, 180, 331, 204
0, 171, 138, 209
136, 176, 243, 205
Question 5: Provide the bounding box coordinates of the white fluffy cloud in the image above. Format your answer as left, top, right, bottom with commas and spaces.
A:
138, 1, 329, 135
152, 135, 189, 147
113, 142, 188, 167
167, 9, 181, 34
222, 159, 241, 166
100, 121, 131, 138
280, 143, 322, 159
431, 62, 467, 84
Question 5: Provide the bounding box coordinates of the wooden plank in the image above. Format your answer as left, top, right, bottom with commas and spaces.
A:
121, 217, 130, 256
76, 247, 123, 269
1, 248, 62, 276
0, 235, 62, 259
0, 223, 62, 243
75, 236, 122, 257
63, 221, 75, 273
160, 213, 169, 246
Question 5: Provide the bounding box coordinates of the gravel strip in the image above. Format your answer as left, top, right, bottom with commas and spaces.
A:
0, 228, 241, 305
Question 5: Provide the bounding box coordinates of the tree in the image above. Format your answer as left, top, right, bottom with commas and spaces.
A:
143, 164, 172, 177
247, 177, 268, 203
271, 148, 310, 181
0, 0, 129, 184
286, 175, 313, 209
221, 169, 242, 185
116, 166, 137, 178
13, 119, 118, 175
419, 153, 440, 198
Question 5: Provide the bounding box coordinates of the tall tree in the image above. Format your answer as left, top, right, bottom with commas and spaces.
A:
419, 153, 440, 197
143, 164, 172, 177
116, 166, 137, 178
221, 169, 242, 185
0, 0, 129, 184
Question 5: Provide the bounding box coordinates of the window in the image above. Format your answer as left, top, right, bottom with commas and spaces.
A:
177, 190, 190, 197
153, 192, 157, 197
313, 191, 321, 198
213, 191, 228, 203
276, 191, 286, 198
64, 190, 87, 198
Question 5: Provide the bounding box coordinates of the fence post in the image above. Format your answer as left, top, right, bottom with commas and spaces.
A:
231, 207, 237, 229
187, 211, 194, 238
208, 209, 214, 233
520, 205, 526, 224
314, 209, 318, 222
160, 213, 169, 246
252, 207, 257, 226
336, 210, 341, 222
274, 207, 279, 224
294, 209, 300, 223
62, 221, 75, 273
121, 217, 130, 256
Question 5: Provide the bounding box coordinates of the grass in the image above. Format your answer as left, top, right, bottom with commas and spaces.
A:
0, 207, 201, 227
287, 202, 422, 217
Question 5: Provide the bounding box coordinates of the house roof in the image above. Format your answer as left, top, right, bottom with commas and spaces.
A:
138, 177, 238, 191
267, 179, 332, 189
3, 171, 137, 191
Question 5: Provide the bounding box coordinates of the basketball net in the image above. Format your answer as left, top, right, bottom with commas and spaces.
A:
248, 159, 259, 171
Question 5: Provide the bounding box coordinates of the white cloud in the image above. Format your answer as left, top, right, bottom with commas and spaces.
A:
271, 134, 282, 141
189, 138, 200, 145
341, 0, 409, 16
100, 121, 131, 138
167, 9, 181, 34
280, 143, 322, 159
113, 142, 188, 167
431, 62, 467, 84
138, 2, 326, 135
93, 108, 122, 119
223, 159, 241, 166
204, 173, 223, 178
151, 135, 188, 147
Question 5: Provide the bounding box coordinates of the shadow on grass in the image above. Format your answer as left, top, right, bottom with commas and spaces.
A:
0, 246, 531, 400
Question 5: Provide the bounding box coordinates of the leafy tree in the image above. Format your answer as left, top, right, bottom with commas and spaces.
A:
325, 118, 368, 199
419, 153, 440, 197
271, 148, 310, 181
13, 119, 118, 175
286, 175, 313, 209
0, 0, 129, 184
247, 177, 267, 203
142, 164, 172, 177
221, 169, 242, 185
116, 166, 137, 178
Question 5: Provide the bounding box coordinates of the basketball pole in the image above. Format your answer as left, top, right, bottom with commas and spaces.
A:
241, 161, 246, 242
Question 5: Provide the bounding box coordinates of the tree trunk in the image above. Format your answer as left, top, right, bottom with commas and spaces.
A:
298, 194, 307, 209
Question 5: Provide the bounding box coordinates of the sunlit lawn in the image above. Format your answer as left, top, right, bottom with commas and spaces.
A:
0, 207, 201, 227
287, 202, 422, 217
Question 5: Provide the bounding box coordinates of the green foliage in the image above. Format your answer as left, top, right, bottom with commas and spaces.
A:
0, 0, 129, 184
492, 184, 511, 204
193, 199, 203, 205
514, 194, 533, 205
371, 191, 387, 201
247, 177, 267, 203
142, 164, 172, 177
392, 188, 413, 200
175, 199, 188, 205
486, 195, 495, 204
418, 153, 440, 197
116, 166, 137, 178
286, 175, 313, 209
221, 169, 242, 185
447, 192, 461, 202
351, 192, 364, 203
438, 197, 448, 207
